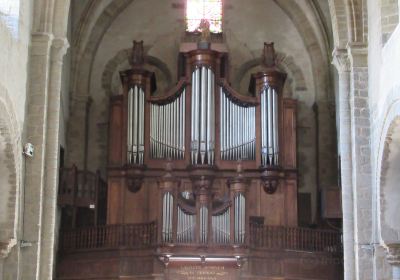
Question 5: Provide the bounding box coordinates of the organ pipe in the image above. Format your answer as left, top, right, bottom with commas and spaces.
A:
234, 194, 245, 244
162, 192, 174, 243
127, 85, 145, 165
191, 67, 215, 165
199, 206, 208, 243
150, 90, 186, 159
220, 88, 256, 160
261, 87, 279, 166
177, 206, 195, 243
212, 208, 230, 244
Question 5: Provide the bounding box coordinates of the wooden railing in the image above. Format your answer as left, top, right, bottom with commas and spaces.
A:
249, 223, 342, 253
59, 222, 342, 254
59, 222, 157, 252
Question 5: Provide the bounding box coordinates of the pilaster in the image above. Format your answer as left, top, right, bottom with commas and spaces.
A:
348, 43, 374, 280
332, 47, 355, 280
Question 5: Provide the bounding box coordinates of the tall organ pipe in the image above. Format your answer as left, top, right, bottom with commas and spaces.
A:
191, 67, 215, 165
162, 192, 174, 243
220, 88, 256, 160
127, 86, 145, 165
149, 90, 186, 159
261, 87, 279, 166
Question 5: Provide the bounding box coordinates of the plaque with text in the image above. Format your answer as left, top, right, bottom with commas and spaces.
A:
167, 264, 238, 280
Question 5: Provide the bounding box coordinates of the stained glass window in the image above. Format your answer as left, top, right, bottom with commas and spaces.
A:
186, 0, 222, 33
0, 0, 20, 37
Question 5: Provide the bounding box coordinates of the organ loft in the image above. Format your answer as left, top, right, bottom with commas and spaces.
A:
56, 36, 343, 279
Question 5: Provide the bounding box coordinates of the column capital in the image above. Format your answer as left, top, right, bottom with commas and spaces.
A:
347, 42, 368, 68
332, 48, 351, 73
51, 37, 70, 62
386, 244, 400, 266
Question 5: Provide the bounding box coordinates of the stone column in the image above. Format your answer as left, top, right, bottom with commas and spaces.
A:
39, 37, 69, 280
386, 244, 400, 279
332, 48, 355, 280
20, 33, 54, 279
20, 33, 69, 280
348, 43, 373, 280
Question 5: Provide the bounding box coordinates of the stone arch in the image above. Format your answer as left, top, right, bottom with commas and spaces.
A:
0, 89, 20, 258
101, 48, 173, 96
377, 98, 400, 245
233, 52, 308, 96
271, 0, 331, 103
329, 0, 351, 48
72, 0, 135, 99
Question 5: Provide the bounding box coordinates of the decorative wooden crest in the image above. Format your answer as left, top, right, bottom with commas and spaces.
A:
262, 42, 277, 68
130, 40, 145, 67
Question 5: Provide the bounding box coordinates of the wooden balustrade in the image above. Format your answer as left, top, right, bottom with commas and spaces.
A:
60, 222, 157, 252
59, 221, 342, 254
249, 223, 342, 253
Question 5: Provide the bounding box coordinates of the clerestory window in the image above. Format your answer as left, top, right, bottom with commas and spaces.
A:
186, 0, 222, 33
0, 0, 20, 38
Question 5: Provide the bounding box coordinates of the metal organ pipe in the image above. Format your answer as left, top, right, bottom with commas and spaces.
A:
149, 90, 186, 160
127, 86, 145, 165
191, 67, 215, 165
212, 208, 230, 244
162, 192, 174, 243
177, 205, 195, 243
261, 87, 279, 166
220, 88, 256, 161
234, 194, 245, 244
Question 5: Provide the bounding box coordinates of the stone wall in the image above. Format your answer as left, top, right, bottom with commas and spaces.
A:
0, 0, 31, 278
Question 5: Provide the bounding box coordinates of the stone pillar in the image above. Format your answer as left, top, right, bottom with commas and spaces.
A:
20, 33, 54, 279
20, 33, 69, 280
348, 43, 373, 280
39, 37, 69, 280
386, 244, 400, 280
332, 48, 355, 280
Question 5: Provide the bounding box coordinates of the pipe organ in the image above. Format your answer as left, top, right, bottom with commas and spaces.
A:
57, 41, 343, 280
107, 40, 298, 254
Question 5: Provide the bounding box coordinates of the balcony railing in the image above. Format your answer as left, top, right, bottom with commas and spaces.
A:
59, 222, 157, 252
59, 222, 342, 254
249, 223, 342, 253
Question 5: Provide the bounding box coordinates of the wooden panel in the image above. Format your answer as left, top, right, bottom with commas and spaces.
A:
285, 179, 298, 226
282, 98, 297, 169
298, 193, 312, 226
124, 181, 148, 224
107, 179, 124, 224
108, 96, 123, 165
322, 187, 342, 219
261, 182, 285, 226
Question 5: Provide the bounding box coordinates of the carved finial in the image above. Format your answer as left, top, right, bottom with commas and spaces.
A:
130, 40, 145, 67
262, 42, 277, 68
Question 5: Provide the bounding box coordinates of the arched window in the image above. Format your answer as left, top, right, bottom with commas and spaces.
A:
186, 0, 222, 33
0, 0, 20, 37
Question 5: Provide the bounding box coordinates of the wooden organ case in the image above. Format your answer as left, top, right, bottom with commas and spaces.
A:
109, 40, 296, 259
57, 41, 342, 280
